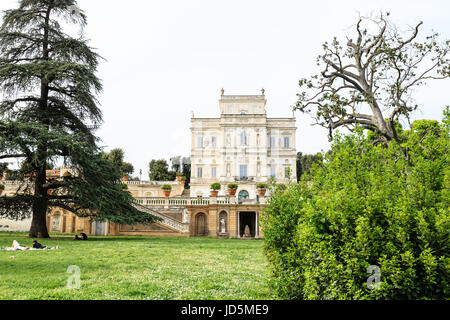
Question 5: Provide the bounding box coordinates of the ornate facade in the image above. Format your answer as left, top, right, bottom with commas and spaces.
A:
190, 90, 297, 200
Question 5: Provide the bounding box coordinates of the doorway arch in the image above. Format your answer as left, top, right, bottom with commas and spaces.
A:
195, 213, 208, 236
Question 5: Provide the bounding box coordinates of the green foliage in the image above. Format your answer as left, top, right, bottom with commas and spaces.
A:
296, 152, 323, 181
262, 115, 450, 300
227, 183, 238, 190
257, 183, 268, 189
161, 184, 172, 191
0, 184, 5, 190
149, 159, 176, 181
210, 182, 221, 190
121, 182, 128, 190
101, 148, 134, 177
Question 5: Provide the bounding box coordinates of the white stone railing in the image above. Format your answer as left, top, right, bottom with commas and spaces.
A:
124, 180, 179, 186
133, 196, 266, 207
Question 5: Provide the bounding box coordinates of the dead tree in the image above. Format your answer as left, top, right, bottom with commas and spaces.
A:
295, 13, 450, 155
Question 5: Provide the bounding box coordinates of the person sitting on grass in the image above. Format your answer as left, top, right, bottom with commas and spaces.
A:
32, 240, 48, 250
81, 233, 88, 240
74, 235, 82, 240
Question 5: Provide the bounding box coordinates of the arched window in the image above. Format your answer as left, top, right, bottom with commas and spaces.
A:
238, 190, 249, 201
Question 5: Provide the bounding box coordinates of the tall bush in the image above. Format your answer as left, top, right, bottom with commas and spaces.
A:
262, 113, 449, 300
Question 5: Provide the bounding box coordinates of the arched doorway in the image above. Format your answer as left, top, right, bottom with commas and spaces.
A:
195, 213, 207, 236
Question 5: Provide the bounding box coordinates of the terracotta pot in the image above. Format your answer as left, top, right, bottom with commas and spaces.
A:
176, 176, 182, 182
257, 189, 267, 197
123, 176, 129, 181
0, 189, 3, 196
228, 189, 237, 196
210, 190, 219, 197
163, 190, 171, 197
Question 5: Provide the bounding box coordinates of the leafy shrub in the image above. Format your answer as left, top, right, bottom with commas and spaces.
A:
0, 184, 5, 190
227, 183, 238, 190
161, 184, 172, 191
262, 115, 450, 300
120, 182, 128, 190
210, 182, 221, 190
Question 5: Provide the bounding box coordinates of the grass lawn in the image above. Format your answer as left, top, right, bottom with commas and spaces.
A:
0, 232, 274, 300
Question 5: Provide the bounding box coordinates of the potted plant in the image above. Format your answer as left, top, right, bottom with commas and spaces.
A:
210, 182, 221, 197
180, 176, 187, 184
161, 184, 172, 197
256, 183, 268, 197
123, 175, 129, 181
227, 183, 238, 196
0, 183, 5, 196
176, 172, 183, 182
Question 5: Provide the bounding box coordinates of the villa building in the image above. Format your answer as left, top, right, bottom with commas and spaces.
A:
190, 89, 297, 200
0, 90, 297, 239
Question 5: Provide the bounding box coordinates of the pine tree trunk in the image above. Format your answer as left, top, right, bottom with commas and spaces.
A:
29, 200, 50, 238
29, 171, 50, 238
28, 6, 52, 240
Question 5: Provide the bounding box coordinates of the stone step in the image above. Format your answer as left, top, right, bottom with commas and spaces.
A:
132, 203, 189, 233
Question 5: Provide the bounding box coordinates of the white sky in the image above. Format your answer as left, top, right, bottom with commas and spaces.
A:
1, 0, 449, 177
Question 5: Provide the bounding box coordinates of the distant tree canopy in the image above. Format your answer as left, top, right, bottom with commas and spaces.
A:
296, 152, 322, 181
148, 159, 176, 181
101, 148, 134, 177
170, 156, 191, 187
149, 157, 190, 183
295, 12, 450, 157
262, 109, 450, 300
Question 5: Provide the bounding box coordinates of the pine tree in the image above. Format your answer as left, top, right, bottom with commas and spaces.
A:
0, 0, 159, 238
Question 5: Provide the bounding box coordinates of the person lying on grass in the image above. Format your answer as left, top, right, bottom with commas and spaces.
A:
0, 240, 59, 251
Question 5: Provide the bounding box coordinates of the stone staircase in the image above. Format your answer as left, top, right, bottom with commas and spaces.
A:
132, 203, 189, 233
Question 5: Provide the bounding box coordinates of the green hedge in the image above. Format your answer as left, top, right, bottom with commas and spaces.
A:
261, 115, 450, 300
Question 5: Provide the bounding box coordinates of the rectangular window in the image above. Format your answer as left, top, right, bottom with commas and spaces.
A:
197, 167, 203, 178
241, 132, 247, 146
270, 136, 276, 148
240, 165, 248, 179
211, 167, 217, 178
284, 137, 290, 148
197, 136, 203, 148
211, 137, 217, 148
